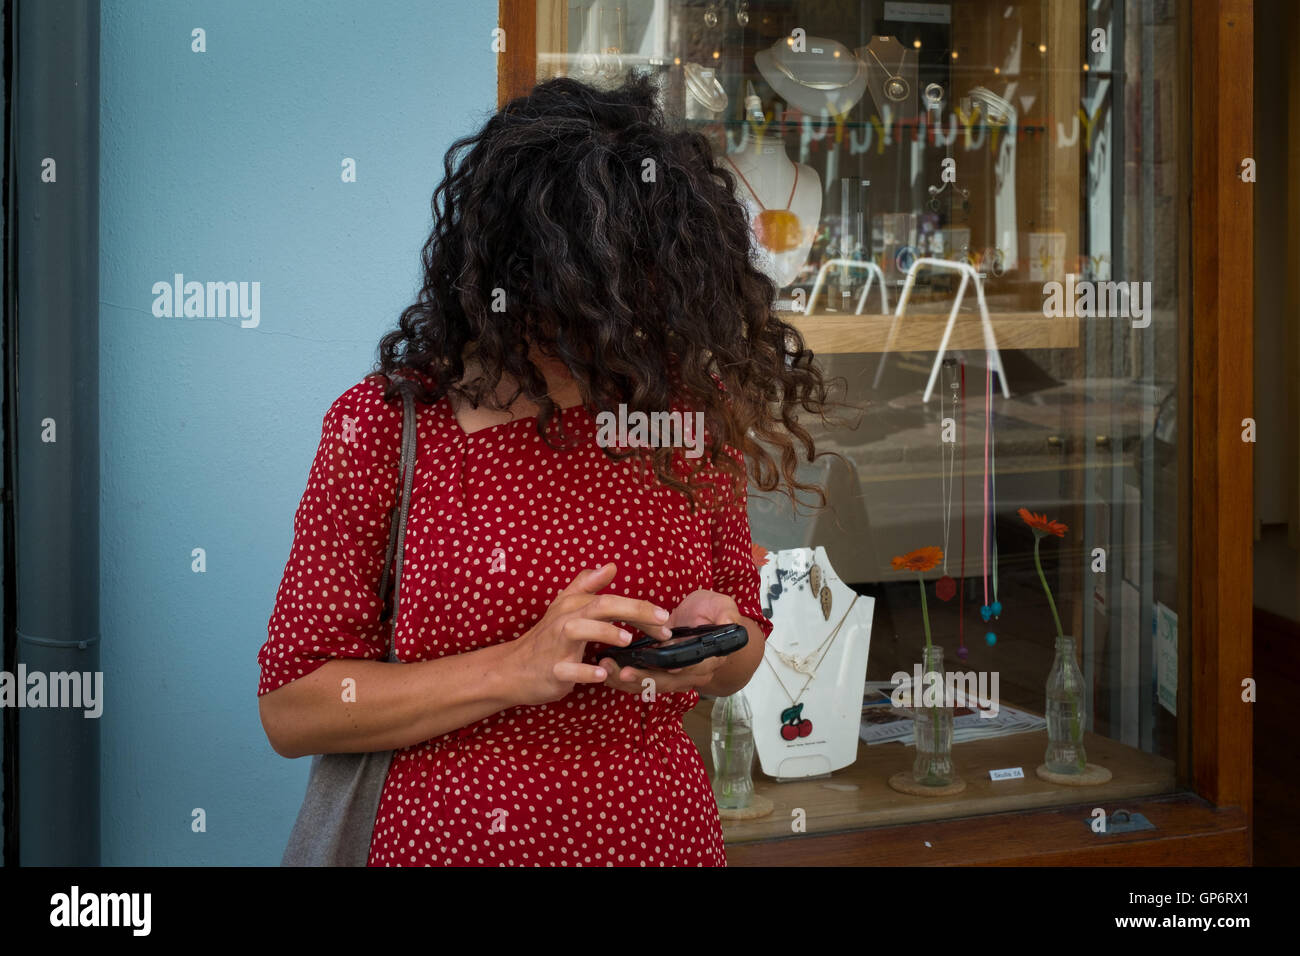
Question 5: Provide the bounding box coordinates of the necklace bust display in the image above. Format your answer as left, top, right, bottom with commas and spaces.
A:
858, 36, 920, 120
721, 102, 821, 289
754, 36, 868, 117
749, 546, 875, 779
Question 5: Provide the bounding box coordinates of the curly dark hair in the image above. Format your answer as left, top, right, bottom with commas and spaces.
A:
373, 73, 838, 507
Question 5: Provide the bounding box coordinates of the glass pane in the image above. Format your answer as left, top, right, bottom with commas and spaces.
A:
534, 0, 1183, 840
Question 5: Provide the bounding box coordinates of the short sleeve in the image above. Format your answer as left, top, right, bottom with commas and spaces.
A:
709, 449, 774, 640
257, 380, 403, 695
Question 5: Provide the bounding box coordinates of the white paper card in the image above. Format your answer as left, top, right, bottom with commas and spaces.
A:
989, 767, 1024, 781
1154, 602, 1178, 716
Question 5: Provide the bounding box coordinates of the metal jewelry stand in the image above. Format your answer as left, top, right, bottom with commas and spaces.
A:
804, 258, 890, 316
873, 257, 1011, 401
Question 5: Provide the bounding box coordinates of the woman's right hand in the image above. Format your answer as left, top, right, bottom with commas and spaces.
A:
506, 563, 672, 707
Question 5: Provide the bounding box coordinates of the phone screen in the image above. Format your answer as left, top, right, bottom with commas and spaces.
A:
658, 624, 737, 646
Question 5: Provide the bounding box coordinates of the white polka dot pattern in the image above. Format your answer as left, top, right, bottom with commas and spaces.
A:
259, 376, 772, 866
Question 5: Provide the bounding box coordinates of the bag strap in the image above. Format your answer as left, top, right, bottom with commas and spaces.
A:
376, 386, 418, 663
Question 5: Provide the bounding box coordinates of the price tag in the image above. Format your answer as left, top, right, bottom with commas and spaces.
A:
989, 767, 1024, 781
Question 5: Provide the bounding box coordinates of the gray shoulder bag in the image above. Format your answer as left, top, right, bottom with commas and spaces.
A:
281, 385, 419, 866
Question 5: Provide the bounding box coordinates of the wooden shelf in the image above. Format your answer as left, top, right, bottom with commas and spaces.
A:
684, 705, 1176, 845
785, 311, 1080, 354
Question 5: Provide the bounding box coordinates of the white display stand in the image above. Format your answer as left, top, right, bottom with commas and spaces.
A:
755, 36, 867, 118
750, 547, 874, 779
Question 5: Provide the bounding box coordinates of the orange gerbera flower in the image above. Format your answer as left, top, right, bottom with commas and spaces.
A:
1019, 507, 1068, 538
751, 543, 770, 568
891, 546, 943, 573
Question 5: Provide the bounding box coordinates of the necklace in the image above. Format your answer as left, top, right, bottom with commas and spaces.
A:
958, 361, 969, 660
725, 155, 803, 254
809, 555, 833, 620
768, 52, 865, 91
866, 42, 910, 102
937, 359, 959, 602
763, 593, 860, 741
980, 361, 1001, 645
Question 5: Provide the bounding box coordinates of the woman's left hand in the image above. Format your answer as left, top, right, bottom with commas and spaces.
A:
598, 589, 741, 696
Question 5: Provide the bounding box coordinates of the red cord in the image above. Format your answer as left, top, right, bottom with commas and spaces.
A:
959, 361, 966, 651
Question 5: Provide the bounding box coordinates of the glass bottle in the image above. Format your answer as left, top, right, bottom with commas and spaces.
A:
710, 691, 754, 809
912, 645, 954, 786
1045, 635, 1089, 773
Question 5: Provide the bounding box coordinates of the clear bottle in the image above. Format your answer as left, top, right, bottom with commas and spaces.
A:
1045, 635, 1088, 773
912, 645, 954, 786
710, 691, 754, 810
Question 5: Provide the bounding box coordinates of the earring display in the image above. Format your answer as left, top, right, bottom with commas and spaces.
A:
749, 547, 874, 780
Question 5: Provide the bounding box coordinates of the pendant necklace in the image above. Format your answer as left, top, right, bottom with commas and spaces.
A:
725, 155, 803, 254
769, 53, 865, 91
866, 43, 910, 102
936, 359, 959, 603
980, 361, 1001, 645
763, 593, 860, 741
808, 554, 833, 620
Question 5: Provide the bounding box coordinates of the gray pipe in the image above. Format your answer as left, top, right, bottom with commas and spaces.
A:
12, 0, 100, 865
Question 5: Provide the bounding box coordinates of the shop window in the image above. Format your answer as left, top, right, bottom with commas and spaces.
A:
531, 0, 1183, 840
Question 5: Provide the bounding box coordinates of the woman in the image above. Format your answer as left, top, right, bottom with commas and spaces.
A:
257, 75, 833, 866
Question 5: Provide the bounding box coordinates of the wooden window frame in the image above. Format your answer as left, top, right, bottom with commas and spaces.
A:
495, 0, 1254, 866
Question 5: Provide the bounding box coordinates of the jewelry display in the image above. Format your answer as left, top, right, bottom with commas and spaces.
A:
936, 358, 960, 603
865, 43, 910, 102
768, 53, 866, 91
874, 258, 1012, 401
754, 36, 867, 116
957, 361, 969, 661
980, 361, 1002, 646
720, 106, 821, 289
964, 86, 1020, 272
762, 594, 858, 741
857, 37, 919, 119
804, 257, 889, 316
683, 62, 728, 119
724, 155, 801, 254
749, 547, 874, 779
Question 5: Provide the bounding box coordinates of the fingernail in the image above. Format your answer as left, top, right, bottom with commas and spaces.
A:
620, 629, 632, 644
654, 607, 669, 622
595, 668, 607, 679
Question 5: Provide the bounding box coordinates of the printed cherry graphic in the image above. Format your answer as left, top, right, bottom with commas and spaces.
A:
780, 703, 812, 741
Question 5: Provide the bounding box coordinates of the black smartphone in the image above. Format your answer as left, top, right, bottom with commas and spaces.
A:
603, 623, 748, 670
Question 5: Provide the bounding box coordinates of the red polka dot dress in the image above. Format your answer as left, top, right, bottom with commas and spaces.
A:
258, 376, 772, 866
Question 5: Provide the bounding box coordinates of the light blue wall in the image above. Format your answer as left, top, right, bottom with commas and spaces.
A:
99, 0, 497, 864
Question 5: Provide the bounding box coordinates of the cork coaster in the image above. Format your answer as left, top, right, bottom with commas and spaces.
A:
888, 772, 967, 797
1036, 763, 1112, 786
717, 793, 774, 821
